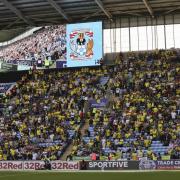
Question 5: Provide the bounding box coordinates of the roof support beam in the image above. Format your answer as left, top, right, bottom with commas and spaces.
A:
163, 7, 180, 15
2, 0, 34, 26
82, 10, 102, 21
47, 0, 72, 22
142, 0, 154, 18
2, 19, 21, 30
113, 10, 142, 17
95, 0, 113, 21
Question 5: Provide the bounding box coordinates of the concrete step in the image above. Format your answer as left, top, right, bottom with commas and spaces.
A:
60, 119, 90, 161
60, 143, 74, 161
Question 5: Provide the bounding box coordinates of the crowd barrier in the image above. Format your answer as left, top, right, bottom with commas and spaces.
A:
0, 160, 179, 171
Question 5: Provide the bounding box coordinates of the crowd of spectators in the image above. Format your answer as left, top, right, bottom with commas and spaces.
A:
72, 49, 179, 161
0, 49, 179, 161
0, 67, 108, 160
0, 25, 66, 64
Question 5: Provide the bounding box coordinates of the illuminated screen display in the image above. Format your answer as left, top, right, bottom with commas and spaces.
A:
0, 21, 103, 72
66, 21, 103, 67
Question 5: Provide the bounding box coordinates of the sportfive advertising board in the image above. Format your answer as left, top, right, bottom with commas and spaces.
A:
86, 161, 139, 170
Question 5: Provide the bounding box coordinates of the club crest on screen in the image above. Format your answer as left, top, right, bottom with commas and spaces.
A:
69, 29, 94, 60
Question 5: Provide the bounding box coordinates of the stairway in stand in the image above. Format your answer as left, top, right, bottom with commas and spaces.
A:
60, 103, 90, 161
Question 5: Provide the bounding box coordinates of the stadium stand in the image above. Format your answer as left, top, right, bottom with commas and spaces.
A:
0, 49, 179, 161
0, 1, 180, 180
72, 50, 179, 161
0, 67, 108, 160
0, 25, 66, 63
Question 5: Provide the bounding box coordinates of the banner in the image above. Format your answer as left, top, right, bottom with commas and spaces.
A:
156, 160, 180, 170
86, 161, 139, 170
0, 161, 79, 171
0, 83, 16, 94
0, 161, 23, 170
51, 161, 79, 170
0, 160, 179, 171
0, 62, 17, 72
23, 161, 45, 170
139, 160, 156, 170
89, 98, 108, 108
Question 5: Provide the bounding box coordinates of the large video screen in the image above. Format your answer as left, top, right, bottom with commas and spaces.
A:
0, 22, 103, 72
66, 22, 103, 67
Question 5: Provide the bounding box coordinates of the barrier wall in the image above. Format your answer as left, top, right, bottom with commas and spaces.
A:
0, 160, 179, 171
